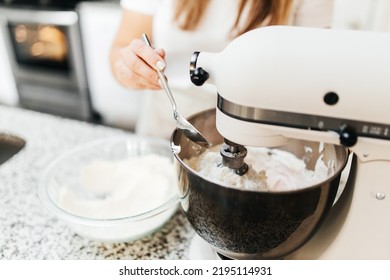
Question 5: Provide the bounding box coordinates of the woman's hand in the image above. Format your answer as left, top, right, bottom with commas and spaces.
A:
114, 38, 166, 90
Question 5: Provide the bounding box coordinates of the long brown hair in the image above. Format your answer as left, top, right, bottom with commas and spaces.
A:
173, 0, 293, 37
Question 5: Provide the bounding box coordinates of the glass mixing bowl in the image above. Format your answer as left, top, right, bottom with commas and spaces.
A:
38, 135, 179, 242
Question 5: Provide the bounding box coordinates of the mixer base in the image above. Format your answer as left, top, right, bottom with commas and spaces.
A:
188, 234, 221, 260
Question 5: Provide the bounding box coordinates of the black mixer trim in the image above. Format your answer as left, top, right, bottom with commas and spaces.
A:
217, 94, 390, 141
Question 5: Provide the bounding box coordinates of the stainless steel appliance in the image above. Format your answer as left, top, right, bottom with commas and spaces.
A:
172, 109, 349, 259
173, 26, 390, 259
0, 1, 94, 120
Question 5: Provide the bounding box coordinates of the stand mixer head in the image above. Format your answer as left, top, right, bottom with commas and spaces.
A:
190, 26, 390, 162
173, 26, 390, 259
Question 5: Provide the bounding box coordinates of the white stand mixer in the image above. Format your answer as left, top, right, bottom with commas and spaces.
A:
189, 26, 390, 259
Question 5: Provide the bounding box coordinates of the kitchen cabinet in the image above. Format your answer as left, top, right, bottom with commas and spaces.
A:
78, 2, 143, 130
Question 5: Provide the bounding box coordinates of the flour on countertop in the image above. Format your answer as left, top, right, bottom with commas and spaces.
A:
59, 154, 176, 219
185, 144, 332, 191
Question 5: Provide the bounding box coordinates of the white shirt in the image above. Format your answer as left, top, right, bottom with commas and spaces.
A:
121, 0, 334, 139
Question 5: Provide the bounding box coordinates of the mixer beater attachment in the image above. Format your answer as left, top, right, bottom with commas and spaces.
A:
220, 139, 249, 176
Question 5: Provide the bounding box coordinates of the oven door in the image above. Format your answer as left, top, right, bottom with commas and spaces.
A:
0, 7, 92, 121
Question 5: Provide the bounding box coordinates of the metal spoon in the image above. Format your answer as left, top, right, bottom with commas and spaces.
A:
142, 34, 210, 148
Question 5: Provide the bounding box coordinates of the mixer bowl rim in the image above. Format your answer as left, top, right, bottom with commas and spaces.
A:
171, 133, 350, 195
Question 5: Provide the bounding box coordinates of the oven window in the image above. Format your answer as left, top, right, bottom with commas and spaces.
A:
8, 23, 70, 72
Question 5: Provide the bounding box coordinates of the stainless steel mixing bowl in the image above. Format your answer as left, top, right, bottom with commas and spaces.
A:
171, 109, 349, 259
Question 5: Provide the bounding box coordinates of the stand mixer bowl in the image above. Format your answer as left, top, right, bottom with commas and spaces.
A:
171, 109, 349, 259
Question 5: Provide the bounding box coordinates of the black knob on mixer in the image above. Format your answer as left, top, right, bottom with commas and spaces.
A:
189, 52, 209, 86
190, 67, 209, 86
339, 125, 358, 147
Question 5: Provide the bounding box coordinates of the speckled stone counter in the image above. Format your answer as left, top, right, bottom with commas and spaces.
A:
0, 104, 195, 260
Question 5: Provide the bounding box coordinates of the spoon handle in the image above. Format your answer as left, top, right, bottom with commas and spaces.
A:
141, 34, 178, 113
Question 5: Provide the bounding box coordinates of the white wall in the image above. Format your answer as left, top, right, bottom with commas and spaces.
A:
370, 0, 390, 32
332, 0, 390, 31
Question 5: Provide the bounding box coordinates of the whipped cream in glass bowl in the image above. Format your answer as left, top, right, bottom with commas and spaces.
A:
39, 136, 179, 242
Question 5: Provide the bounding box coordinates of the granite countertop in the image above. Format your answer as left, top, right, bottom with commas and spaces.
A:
0, 104, 195, 260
